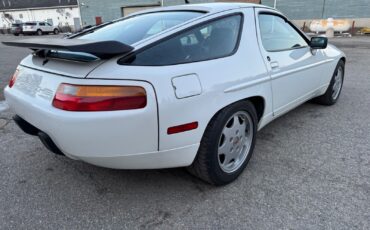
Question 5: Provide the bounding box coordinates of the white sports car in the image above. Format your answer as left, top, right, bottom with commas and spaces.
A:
3, 3, 345, 185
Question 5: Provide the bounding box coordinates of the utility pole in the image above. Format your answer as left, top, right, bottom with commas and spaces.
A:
273, 0, 277, 8
321, 0, 326, 18
161, 0, 164, 6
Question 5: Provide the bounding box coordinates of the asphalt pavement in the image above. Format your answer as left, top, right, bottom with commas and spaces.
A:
0, 35, 369, 229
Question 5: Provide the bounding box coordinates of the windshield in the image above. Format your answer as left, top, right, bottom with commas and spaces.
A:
77, 11, 204, 45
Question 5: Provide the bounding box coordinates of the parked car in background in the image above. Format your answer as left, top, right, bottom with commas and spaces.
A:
23, 21, 59, 35
3, 3, 346, 185
11, 23, 23, 36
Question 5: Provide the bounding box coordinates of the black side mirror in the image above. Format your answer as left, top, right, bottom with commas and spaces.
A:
310, 37, 328, 49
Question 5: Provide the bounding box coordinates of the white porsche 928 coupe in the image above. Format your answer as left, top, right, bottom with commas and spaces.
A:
3, 3, 345, 185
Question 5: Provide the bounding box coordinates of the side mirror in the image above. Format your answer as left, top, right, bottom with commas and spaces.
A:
310, 37, 328, 49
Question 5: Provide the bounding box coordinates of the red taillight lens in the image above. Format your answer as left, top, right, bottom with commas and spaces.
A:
52, 84, 147, 111
9, 69, 19, 88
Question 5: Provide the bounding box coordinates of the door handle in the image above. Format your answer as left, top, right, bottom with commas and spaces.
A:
270, 61, 279, 69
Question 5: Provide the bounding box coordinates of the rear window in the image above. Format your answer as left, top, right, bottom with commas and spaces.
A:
25, 22, 37, 26
12, 23, 21, 27
121, 14, 242, 66
77, 11, 204, 45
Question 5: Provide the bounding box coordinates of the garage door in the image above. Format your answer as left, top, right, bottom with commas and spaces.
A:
122, 6, 159, 17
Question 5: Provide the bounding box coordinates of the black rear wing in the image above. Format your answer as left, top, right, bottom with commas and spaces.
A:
2, 38, 134, 59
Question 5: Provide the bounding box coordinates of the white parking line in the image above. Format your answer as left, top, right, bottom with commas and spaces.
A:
0, 100, 9, 112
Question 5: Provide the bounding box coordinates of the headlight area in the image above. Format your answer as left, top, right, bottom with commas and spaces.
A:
52, 83, 147, 112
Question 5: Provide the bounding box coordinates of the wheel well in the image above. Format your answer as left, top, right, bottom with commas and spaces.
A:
245, 96, 265, 122
214, 96, 265, 122
340, 57, 346, 64
205, 96, 266, 133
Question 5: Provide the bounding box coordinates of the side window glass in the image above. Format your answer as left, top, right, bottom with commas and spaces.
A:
39, 22, 45, 26
124, 14, 242, 66
258, 14, 307, 52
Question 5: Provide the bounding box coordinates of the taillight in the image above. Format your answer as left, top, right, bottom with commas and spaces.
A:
52, 84, 147, 112
9, 69, 19, 88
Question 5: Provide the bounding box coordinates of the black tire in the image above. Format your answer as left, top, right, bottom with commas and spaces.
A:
53, 28, 59, 34
37, 29, 43, 36
313, 60, 345, 105
14, 33, 19, 36
187, 100, 258, 186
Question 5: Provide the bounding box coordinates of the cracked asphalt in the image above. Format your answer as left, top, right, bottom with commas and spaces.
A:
0, 35, 369, 229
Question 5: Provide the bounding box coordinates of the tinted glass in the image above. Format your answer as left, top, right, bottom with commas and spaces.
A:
259, 14, 307, 51
39, 22, 45, 26
25, 22, 37, 26
78, 11, 203, 45
124, 15, 242, 66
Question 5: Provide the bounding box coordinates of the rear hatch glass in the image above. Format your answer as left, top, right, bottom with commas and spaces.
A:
41, 11, 203, 72
20, 11, 204, 78
76, 11, 204, 45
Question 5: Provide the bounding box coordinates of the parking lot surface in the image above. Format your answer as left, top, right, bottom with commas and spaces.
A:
0, 35, 369, 229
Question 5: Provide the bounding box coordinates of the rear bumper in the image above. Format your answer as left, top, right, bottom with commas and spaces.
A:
12, 115, 198, 169
4, 64, 198, 169
13, 115, 64, 155
75, 144, 199, 169
5, 85, 198, 169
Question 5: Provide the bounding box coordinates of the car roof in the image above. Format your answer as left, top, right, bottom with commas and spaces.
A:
130, 3, 273, 16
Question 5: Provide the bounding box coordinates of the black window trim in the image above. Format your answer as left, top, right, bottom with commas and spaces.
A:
257, 11, 310, 53
118, 12, 245, 66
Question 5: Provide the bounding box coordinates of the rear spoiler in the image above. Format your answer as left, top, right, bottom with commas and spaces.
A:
2, 38, 134, 59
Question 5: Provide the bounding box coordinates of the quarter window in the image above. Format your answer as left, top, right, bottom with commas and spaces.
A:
258, 14, 307, 52
123, 14, 242, 66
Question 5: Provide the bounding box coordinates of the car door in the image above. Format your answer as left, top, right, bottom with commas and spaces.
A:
255, 9, 328, 116
38, 22, 46, 31
46, 23, 54, 32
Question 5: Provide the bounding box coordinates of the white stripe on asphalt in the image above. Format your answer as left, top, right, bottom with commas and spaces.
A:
0, 100, 9, 112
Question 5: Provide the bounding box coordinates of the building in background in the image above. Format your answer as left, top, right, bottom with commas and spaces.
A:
262, 0, 370, 28
0, 0, 81, 31
79, 0, 260, 26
